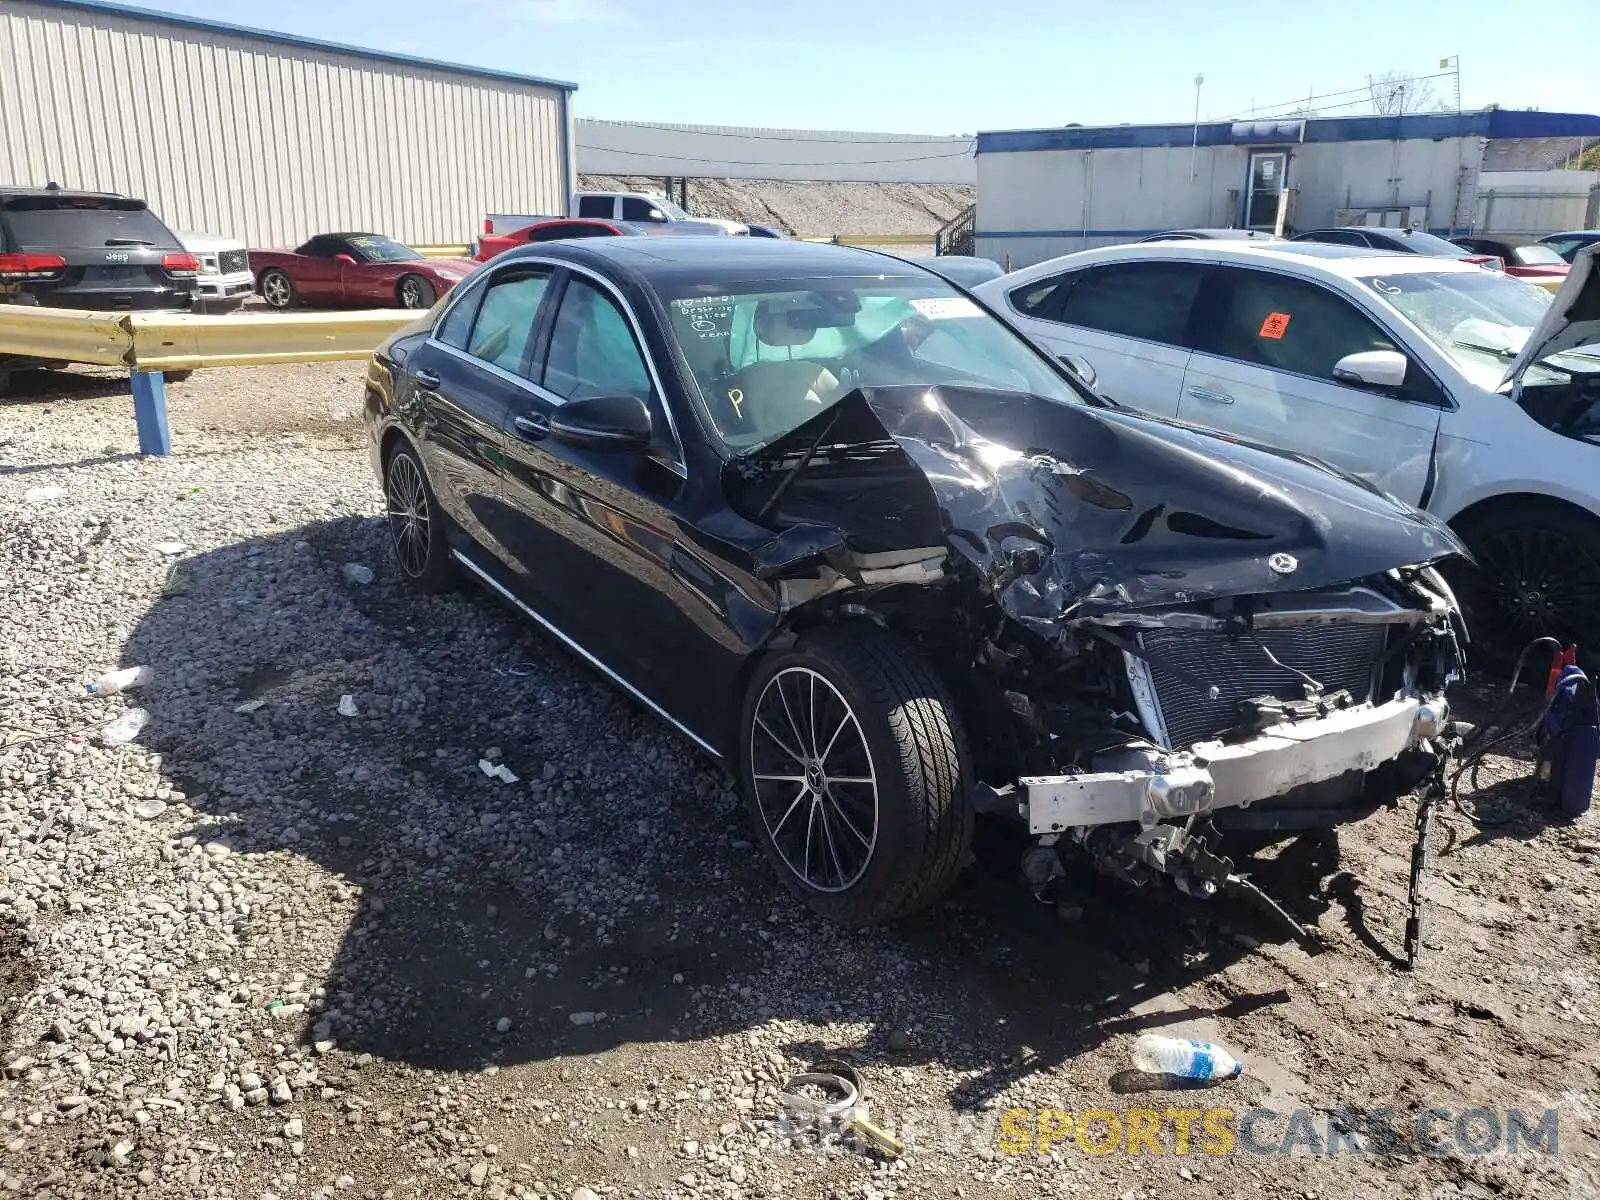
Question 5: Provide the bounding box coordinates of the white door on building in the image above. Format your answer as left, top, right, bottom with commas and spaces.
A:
1176, 265, 1442, 504
998, 260, 1207, 418
1244, 151, 1288, 231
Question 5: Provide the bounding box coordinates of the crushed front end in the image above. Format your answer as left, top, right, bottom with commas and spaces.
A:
969, 572, 1460, 912
726, 384, 1468, 933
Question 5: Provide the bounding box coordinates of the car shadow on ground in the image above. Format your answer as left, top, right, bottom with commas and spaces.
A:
0, 367, 133, 405
121, 514, 1332, 1104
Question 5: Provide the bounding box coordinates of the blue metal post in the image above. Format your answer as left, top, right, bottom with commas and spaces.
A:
131, 371, 171, 456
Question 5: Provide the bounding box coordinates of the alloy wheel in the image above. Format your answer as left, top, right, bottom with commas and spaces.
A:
385, 453, 431, 578
400, 278, 425, 308
262, 273, 290, 307
749, 667, 879, 893
1468, 527, 1600, 646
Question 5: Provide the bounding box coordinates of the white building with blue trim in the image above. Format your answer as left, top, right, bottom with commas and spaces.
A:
974, 109, 1600, 268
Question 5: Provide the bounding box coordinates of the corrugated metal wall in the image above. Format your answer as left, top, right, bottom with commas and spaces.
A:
1476, 170, 1600, 236
0, 0, 570, 246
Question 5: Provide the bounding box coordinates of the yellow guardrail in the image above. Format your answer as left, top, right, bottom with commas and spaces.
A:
0, 304, 132, 366
0, 304, 417, 372
413, 244, 473, 258
124, 310, 419, 371
798, 234, 938, 247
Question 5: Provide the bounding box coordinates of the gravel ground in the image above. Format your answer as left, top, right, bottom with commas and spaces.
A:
3, 363, 1600, 1200
576, 176, 974, 241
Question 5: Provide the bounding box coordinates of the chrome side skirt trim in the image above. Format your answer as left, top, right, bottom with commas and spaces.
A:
451, 549, 723, 759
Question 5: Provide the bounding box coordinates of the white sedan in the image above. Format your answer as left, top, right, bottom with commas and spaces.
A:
973, 240, 1600, 663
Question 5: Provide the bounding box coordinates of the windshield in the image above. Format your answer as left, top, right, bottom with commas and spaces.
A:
348, 235, 421, 263
1512, 244, 1566, 267
1383, 229, 1471, 257
660, 274, 1084, 451
654, 198, 691, 220
1358, 269, 1591, 375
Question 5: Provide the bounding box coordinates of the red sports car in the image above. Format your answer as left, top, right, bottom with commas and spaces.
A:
249, 233, 477, 310
474, 216, 740, 262
475, 218, 633, 262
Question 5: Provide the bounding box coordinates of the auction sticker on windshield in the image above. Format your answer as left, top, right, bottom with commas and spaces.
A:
911, 296, 982, 321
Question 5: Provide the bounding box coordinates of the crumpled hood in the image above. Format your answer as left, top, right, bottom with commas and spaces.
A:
728, 386, 1466, 637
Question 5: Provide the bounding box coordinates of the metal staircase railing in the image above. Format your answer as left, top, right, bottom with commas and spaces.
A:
935, 204, 976, 256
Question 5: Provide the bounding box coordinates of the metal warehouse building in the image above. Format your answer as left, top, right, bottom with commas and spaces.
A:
974, 109, 1600, 268
0, 0, 576, 246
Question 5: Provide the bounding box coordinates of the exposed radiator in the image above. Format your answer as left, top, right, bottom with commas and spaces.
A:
1138, 623, 1390, 748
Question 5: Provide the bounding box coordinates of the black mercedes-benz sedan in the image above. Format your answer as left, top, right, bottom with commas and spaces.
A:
364, 237, 1465, 928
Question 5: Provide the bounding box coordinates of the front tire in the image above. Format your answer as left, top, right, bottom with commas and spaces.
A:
397, 275, 435, 310
383, 443, 454, 592
739, 627, 972, 924
259, 269, 296, 309
1446, 501, 1600, 671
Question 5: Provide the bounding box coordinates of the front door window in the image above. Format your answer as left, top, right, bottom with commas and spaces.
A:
1245, 152, 1288, 231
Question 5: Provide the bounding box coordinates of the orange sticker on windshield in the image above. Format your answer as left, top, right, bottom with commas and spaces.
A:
1259, 312, 1291, 339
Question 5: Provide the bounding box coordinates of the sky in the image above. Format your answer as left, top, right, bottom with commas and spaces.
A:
130, 0, 1594, 134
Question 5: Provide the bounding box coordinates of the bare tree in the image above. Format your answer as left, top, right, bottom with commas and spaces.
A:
1367, 70, 1442, 116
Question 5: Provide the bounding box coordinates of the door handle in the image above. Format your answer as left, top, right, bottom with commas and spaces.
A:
1186, 384, 1235, 405
413, 368, 440, 389
512, 413, 550, 441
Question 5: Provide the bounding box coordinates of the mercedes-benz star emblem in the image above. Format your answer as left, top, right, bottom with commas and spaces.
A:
1267, 552, 1299, 575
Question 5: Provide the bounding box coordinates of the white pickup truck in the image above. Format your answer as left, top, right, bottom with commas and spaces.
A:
176, 230, 255, 312
486, 190, 747, 238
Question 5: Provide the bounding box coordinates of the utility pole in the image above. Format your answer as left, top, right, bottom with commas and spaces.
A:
1191, 73, 1205, 180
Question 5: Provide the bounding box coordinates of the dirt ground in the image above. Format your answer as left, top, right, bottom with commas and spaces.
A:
3, 363, 1599, 1200
576, 175, 974, 241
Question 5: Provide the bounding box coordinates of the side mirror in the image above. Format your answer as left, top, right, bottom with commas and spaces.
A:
335, 253, 358, 265
549, 393, 653, 452
1059, 354, 1098, 389
1332, 349, 1408, 391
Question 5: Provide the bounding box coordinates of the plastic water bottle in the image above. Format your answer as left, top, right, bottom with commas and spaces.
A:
85, 666, 153, 696
1131, 1033, 1242, 1081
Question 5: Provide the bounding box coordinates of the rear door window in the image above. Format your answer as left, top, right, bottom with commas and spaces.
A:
464, 268, 555, 379
1055, 261, 1207, 346
576, 196, 613, 219
1, 197, 178, 250
621, 197, 665, 222
435, 281, 486, 350
1197, 267, 1400, 381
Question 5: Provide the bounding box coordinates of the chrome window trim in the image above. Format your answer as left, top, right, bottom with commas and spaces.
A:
426, 254, 690, 477
452, 549, 721, 759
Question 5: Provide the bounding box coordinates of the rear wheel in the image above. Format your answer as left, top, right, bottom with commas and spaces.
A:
1446, 501, 1600, 671
260, 269, 296, 309
739, 627, 972, 924
397, 275, 435, 310
383, 443, 454, 592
